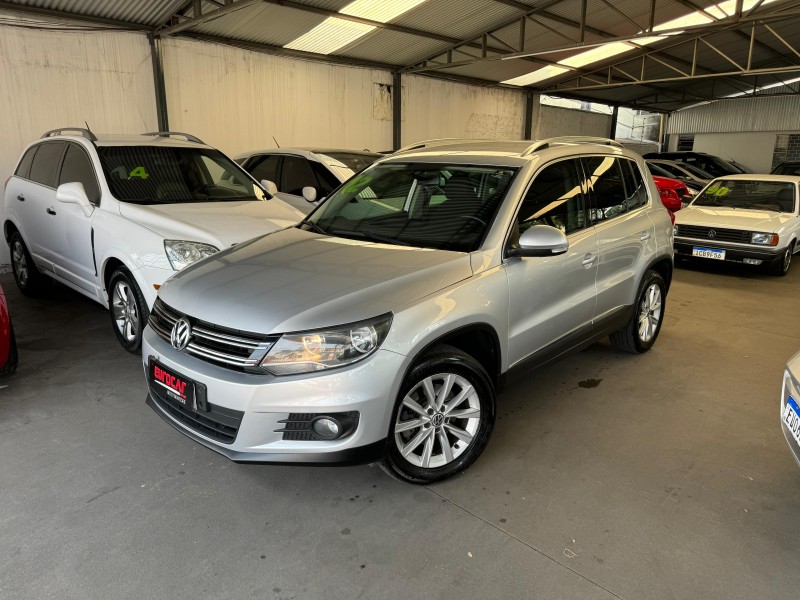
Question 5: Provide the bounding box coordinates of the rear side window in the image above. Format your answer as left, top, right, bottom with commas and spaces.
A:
59, 144, 101, 205
248, 154, 281, 184
621, 159, 648, 209
280, 155, 316, 196
516, 159, 586, 235
15, 146, 39, 179
583, 156, 627, 223
29, 142, 66, 188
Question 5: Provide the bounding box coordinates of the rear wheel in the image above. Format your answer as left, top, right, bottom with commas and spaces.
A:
610, 270, 666, 354
771, 242, 794, 276
108, 267, 148, 353
9, 232, 47, 296
381, 345, 495, 484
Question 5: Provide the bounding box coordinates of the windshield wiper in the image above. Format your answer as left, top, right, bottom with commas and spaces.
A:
300, 220, 328, 235
328, 229, 411, 247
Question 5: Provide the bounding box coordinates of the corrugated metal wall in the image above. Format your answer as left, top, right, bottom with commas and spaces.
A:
161, 38, 394, 156
668, 96, 800, 134
403, 75, 526, 144
0, 12, 158, 263
535, 105, 612, 139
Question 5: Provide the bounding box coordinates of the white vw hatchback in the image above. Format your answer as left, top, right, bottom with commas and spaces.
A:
3, 129, 303, 351
674, 175, 800, 275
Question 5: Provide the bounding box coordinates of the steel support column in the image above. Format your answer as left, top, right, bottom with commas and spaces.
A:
609, 105, 619, 139
392, 72, 402, 151
149, 34, 169, 131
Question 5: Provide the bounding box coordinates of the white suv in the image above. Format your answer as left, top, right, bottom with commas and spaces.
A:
143, 137, 674, 483
3, 129, 303, 351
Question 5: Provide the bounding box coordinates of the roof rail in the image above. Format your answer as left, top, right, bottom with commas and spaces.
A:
143, 131, 205, 144
41, 128, 98, 142
522, 136, 622, 156
394, 138, 470, 153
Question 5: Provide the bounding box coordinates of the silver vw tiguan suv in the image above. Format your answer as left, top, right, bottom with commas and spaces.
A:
143, 137, 674, 483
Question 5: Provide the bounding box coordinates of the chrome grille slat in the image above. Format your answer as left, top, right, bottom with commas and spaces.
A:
676, 225, 751, 244
148, 299, 276, 372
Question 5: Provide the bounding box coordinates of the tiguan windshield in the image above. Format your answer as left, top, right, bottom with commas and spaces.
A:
98, 146, 266, 204
693, 179, 797, 212
302, 162, 518, 252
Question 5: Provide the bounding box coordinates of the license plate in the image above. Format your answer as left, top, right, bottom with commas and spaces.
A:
150, 359, 196, 409
692, 246, 725, 260
783, 396, 800, 446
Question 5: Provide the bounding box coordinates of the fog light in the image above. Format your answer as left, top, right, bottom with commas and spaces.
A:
312, 417, 341, 439
743, 258, 762, 265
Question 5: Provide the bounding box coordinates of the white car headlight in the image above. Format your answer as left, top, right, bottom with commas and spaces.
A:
164, 240, 219, 270
750, 232, 779, 246
260, 314, 393, 376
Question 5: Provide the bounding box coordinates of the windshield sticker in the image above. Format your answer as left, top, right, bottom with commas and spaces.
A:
706, 184, 719, 195
129, 166, 150, 180
713, 186, 730, 196
342, 173, 372, 194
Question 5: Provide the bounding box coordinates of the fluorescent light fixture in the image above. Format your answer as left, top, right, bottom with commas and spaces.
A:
502, 0, 780, 87
284, 0, 430, 55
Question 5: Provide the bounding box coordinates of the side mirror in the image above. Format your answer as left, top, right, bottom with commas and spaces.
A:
511, 225, 569, 257
261, 179, 278, 196
302, 186, 318, 203
56, 182, 94, 217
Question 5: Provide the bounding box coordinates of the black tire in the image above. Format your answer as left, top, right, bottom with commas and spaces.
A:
610, 270, 667, 354
107, 267, 149, 353
0, 322, 18, 376
380, 345, 495, 484
770, 242, 794, 276
8, 231, 47, 296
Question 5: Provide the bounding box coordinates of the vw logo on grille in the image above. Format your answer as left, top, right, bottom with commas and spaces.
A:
708, 230, 717, 238
171, 318, 192, 351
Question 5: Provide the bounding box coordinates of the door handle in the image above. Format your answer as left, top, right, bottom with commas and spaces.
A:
640, 231, 652, 241
582, 252, 595, 267
16, 194, 25, 202
46, 207, 56, 216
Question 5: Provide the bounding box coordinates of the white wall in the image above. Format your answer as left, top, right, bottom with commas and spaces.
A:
0, 12, 158, 262
402, 75, 526, 145
161, 38, 393, 156
667, 132, 800, 173
534, 105, 612, 139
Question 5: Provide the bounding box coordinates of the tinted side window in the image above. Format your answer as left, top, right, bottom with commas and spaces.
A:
310, 162, 340, 196
281, 156, 316, 196
583, 156, 627, 223
655, 162, 682, 177
15, 146, 39, 179
59, 144, 101, 204
621, 159, 648, 209
248, 155, 280, 184
29, 142, 66, 188
516, 159, 586, 235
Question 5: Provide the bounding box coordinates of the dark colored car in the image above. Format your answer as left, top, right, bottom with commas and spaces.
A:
0, 283, 18, 375
772, 161, 800, 176
644, 151, 748, 178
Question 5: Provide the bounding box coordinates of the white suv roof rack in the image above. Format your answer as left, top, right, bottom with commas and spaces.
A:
143, 131, 205, 144
394, 138, 474, 153
42, 127, 98, 142
522, 136, 622, 155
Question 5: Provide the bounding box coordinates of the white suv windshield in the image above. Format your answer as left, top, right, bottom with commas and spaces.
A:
98, 146, 265, 204
694, 179, 797, 212
303, 162, 518, 252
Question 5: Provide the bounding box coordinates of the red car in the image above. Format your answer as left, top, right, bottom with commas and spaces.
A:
0, 283, 18, 375
653, 175, 690, 223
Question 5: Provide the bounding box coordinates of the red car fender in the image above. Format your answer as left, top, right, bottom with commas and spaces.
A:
0, 284, 10, 367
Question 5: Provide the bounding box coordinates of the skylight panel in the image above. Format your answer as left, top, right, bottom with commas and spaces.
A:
341, 0, 429, 23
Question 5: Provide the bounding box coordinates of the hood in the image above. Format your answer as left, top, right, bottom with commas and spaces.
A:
119, 199, 303, 248
158, 227, 473, 334
676, 205, 794, 232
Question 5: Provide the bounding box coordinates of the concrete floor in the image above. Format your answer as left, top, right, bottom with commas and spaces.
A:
1, 261, 799, 600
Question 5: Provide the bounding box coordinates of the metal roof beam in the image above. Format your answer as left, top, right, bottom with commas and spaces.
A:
159, 0, 263, 35
0, 1, 151, 30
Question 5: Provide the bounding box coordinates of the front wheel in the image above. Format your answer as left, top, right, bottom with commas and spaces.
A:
108, 267, 149, 353
770, 242, 794, 276
381, 345, 495, 484
610, 270, 666, 354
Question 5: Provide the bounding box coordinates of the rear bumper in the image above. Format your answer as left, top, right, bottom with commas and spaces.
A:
675, 238, 783, 264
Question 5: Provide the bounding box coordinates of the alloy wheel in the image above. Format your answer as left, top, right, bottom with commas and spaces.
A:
111, 280, 139, 342
638, 283, 662, 343
11, 241, 28, 287
783, 247, 792, 272
393, 373, 481, 469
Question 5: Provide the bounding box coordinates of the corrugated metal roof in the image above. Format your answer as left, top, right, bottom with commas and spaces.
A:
668, 95, 800, 132
338, 28, 450, 66
393, 0, 520, 41
4, 0, 186, 26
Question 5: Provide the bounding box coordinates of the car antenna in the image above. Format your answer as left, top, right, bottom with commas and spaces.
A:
85, 121, 94, 135
273, 136, 280, 148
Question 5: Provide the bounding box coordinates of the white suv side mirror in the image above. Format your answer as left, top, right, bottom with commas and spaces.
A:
511, 225, 569, 257
56, 182, 94, 217
302, 186, 318, 203
261, 179, 278, 196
